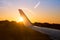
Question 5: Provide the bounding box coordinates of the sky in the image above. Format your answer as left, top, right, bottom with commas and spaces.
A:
0, 0, 60, 24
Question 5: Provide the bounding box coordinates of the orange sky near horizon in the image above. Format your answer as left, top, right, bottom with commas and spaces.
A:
0, 7, 60, 24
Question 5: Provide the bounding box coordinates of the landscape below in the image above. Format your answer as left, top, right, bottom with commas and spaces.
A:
0, 20, 60, 40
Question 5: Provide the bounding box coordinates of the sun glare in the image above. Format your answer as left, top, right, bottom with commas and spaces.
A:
17, 17, 24, 22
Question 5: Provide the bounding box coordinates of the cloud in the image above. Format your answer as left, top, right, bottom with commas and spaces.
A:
34, 1, 40, 8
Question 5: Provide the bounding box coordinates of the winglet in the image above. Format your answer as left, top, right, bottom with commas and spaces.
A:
18, 9, 32, 27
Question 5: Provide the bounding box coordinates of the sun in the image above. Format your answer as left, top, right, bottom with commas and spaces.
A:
17, 17, 24, 22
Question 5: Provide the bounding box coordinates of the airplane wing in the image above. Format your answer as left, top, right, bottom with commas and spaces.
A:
18, 9, 60, 40
18, 9, 32, 27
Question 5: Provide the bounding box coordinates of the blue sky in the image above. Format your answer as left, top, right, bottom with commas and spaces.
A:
0, 0, 60, 23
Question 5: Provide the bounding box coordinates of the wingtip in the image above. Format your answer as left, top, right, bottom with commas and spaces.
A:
18, 9, 22, 11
